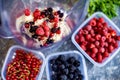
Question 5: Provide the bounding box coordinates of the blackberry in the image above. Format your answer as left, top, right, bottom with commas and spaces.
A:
67, 57, 76, 64
62, 68, 69, 75
48, 14, 55, 20
59, 75, 67, 80
29, 26, 38, 33
59, 13, 64, 18
29, 21, 34, 25
32, 34, 38, 39
74, 60, 80, 67
59, 64, 65, 70
46, 38, 54, 44
51, 28, 57, 33
47, 7, 53, 12
57, 55, 66, 62
68, 73, 74, 79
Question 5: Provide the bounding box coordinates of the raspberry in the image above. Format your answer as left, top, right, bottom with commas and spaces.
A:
97, 53, 102, 63
92, 47, 98, 54
83, 30, 88, 35
56, 30, 61, 34
35, 27, 45, 35
90, 43, 95, 48
90, 29, 94, 34
24, 9, 30, 16
98, 17, 104, 23
80, 45, 86, 51
114, 42, 118, 48
108, 45, 114, 53
100, 41, 105, 47
45, 31, 50, 37
82, 41, 88, 45
95, 41, 100, 47
85, 34, 91, 40
97, 22, 103, 28
95, 34, 101, 40
79, 36, 85, 42
91, 53, 96, 58
89, 38, 95, 42
101, 36, 106, 42
117, 36, 120, 40
103, 22, 108, 27
53, 17, 59, 23
85, 25, 92, 31
43, 26, 50, 31
103, 52, 109, 57
33, 9, 40, 18
99, 47, 105, 53
89, 19, 96, 26
104, 42, 108, 47
111, 30, 116, 36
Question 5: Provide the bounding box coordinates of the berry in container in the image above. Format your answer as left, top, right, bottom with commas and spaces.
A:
46, 51, 88, 80
72, 12, 120, 67
1, 45, 45, 80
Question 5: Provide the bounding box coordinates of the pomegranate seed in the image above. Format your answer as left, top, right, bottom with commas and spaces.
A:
36, 27, 45, 35
50, 33, 54, 37
24, 9, 30, 16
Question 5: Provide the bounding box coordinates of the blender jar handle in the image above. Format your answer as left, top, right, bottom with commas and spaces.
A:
0, 0, 14, 39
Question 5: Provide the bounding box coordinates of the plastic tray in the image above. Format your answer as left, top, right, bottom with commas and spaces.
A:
46, 50, 88, 80
1, 45, 46, 80
72, 12, 120, 67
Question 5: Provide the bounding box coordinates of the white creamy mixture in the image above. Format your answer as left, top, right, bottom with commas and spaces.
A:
16, 8, 71, 47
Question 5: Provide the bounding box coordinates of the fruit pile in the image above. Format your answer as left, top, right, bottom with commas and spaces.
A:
24, 7, 64, 47
75, 17, 120, 63
6, 49, 42, 80
50, 55, 83, 80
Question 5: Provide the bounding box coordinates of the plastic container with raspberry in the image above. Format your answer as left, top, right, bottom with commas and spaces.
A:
1, 45, 45, 80
72, 12, 120, 67
46, 51, 88, 80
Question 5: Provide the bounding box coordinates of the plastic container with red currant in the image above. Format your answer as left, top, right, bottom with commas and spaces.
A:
72, 12, 120, 67
1, 45, 45, 80
46, 51, 88, 80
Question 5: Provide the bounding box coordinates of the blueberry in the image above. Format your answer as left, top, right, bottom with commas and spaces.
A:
64, 62, 69, 68
74, 68, 81, 74
59, 75, 67, 80
47, 7, 53, 12
78, 74, 83, 80
67, 57, 76, 64
57, 10, 61, 14
74, 60, 80, 67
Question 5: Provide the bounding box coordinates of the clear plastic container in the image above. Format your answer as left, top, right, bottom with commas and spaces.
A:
46, 51, 88, 80
72, 12, 120, 67
0, 0, 89, 52
1, 45, 46, 80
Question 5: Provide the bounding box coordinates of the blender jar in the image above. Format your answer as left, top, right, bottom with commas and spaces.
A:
0, 0, 89, 51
